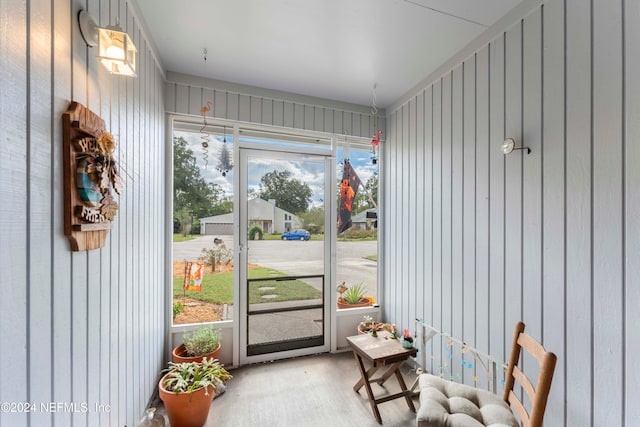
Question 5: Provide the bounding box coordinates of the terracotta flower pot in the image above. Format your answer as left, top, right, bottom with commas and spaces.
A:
172, 343, 221, 363
336, 296, 373, 309
159, 374, 215, 427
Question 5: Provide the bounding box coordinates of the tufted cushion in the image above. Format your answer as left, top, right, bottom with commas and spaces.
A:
416, 374, 518, 427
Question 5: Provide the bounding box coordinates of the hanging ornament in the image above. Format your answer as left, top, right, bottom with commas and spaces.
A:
216, 126, 233, 177
199, 100, 212, 168
370, 83, 381, 165
370, 129, 381, 165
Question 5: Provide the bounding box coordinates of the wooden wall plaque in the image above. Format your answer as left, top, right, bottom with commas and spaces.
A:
62, 101, 122, 251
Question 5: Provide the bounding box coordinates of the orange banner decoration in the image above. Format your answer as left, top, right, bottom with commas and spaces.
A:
183, 261, 204, 291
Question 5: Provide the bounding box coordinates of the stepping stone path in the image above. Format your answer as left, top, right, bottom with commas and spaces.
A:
258, 286, 278, 299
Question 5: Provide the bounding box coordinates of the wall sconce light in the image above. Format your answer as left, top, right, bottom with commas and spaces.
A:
501, 138, 530, 155
78, 10, 137, 77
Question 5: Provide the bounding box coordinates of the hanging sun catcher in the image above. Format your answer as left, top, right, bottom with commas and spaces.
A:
370, 129, 381, 165
216, 126, 233, 177
200, 100, 212, 168
370, 84, 382, 165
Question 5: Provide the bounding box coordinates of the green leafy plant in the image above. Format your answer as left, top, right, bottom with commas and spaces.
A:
173, 302, 184, 319
343, 282, 367, 304
248, 225, 263, 240
183, 325, 221, 357
162, 358, 232, 396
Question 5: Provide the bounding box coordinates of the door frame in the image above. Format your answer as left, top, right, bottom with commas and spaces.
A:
168, 115, 380, 369
237, 145, 334, 365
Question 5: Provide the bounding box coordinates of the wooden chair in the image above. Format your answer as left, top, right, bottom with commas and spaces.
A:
416, 321, 557, 427
502, 321, 557, 427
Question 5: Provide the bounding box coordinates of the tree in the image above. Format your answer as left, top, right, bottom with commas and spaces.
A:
175, 207, 193, 237
212, 198, 233, 216
300, 207, 324, 234
173, 136, 230, 232
258, 170, 312, 214
364, 172, 378, 206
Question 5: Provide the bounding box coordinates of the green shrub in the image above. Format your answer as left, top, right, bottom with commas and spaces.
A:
200, 245, 233, 271
173, 302, 184, 318
248, 225, 263, 240
340, 228, 377, 239
183, 325, 222, 357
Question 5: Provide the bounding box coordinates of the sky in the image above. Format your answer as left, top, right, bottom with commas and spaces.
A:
175, 130, 378, 209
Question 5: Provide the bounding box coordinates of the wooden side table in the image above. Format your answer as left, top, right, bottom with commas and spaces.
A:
346, 332, 418, 424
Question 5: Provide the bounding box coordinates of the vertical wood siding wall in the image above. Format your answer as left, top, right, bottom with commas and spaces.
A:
383, 1, 639, 425
0, 1, 166, 426
165, 75, 385, 139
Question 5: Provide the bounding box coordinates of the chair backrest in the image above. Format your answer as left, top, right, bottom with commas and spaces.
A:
502, 322, 557, 427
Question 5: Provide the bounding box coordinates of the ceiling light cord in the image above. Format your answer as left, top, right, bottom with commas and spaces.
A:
402, 0, 488, 27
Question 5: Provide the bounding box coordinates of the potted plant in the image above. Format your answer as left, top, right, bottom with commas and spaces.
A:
401, 328, 414, 348
172, 325, 222, 363
336, 282, 373, 309
159, 357, 232, 427
357, 315, 394, 335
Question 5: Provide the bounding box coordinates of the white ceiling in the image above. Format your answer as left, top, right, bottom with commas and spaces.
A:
136, 0, 523, 108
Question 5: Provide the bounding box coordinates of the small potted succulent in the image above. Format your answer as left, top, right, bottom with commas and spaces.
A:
172, 325, 222, 363
401, 328, 414, 348
159, 357, 232, 427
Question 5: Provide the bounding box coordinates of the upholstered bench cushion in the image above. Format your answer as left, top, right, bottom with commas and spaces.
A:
416, 374, 518, 427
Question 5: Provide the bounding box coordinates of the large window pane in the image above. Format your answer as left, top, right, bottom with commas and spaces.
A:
172, 129, 235, 325
336, 145, 379, 308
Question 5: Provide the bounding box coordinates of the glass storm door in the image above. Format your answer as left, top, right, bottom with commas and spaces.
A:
239, 147, 331, 363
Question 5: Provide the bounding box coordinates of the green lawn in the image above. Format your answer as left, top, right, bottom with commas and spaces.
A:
261, 234, 283, 241
173, 234, 196, 242
261, 233, 379, 242
173, 267, 322, 304
339, 236, 377, 241
365, 254, 377, 261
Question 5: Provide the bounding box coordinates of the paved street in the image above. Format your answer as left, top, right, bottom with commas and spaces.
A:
173, 235, 378, 296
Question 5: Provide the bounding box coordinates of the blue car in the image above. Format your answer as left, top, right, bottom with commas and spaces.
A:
281, 229, 311, 241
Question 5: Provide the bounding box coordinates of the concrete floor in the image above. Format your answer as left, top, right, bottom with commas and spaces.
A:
157, 351, 420, 427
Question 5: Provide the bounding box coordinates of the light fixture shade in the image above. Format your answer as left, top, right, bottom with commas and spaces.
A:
78, 10, 136, 77
97, 27, 136, 76
502, 138, 515, 154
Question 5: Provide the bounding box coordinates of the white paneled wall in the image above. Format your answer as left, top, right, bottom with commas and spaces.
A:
383, 1, 639, 426
165, 72, 385, 139
0, 0, 165, 426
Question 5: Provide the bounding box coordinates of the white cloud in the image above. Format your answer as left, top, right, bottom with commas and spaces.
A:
174, 130, 378, 209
